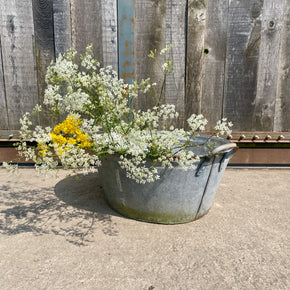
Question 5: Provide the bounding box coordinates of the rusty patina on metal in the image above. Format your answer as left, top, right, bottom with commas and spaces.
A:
225, 132, 290, 144
117, 0, 135, 84
202, 132, 290, 144
1, 130, 290, 165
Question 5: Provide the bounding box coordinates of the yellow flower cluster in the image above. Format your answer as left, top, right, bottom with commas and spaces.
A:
53, 116, 82, 135
38, 115, 92, 157
51, 115, 92, 149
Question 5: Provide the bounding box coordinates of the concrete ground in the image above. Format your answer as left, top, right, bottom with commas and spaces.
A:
0, 167, 289, 290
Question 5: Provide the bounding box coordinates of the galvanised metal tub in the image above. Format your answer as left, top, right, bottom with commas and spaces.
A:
99, 135, 237, 224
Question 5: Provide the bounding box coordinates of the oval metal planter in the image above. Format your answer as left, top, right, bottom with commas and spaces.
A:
99, 135, 237, 224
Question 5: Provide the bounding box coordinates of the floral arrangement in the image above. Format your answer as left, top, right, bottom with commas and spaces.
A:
4, 45, 232, 183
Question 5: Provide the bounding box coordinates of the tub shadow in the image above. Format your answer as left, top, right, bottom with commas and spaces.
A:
55, 172, 113, 214
0, 172, 120, 246
53, 172, 121, 242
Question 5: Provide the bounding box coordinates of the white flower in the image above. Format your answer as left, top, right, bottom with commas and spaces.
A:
187, 114, 208, 132
214, 118, 233, 136
3, 44, 233, 184
162, 63, 168, 71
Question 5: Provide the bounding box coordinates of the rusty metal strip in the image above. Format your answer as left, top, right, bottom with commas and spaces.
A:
0, 130, 19, 140
225, 132, 290, 143
198, 131, 290, 144
1, 145, 290, 166
0, 147, 23, 163
229, 148, 290, 165
1, 130, 290, 165
2, 131, 289, 142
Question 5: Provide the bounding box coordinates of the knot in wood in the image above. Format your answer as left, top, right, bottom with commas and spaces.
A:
268, 20, 275, 30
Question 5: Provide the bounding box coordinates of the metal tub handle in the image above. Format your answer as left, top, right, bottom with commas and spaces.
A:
211, 142, 238, 157
211, 143, 238, 172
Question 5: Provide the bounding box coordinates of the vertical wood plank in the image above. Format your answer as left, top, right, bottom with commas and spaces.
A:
274, 0, 290, 132
199, 0, 228, 128
53, 0, 72, 57
101, 0, 118, 70
223, 0, 263, 131
253, 0, 285, 131
0, 0, 289, 133
185, 0, 208, 124
0, 36, 9, 129
117, 0, 135, 84
70, 0, 103, 61
32, 0, 55, 125
135, 0, 167, 110
0, 0, 38, 129
32, 0, 54, 52
165, 0, 187, 126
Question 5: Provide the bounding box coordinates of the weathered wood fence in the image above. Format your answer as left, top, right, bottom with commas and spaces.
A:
0, 0, 290, 132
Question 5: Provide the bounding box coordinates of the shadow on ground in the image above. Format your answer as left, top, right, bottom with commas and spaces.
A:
0, 173, 119, 245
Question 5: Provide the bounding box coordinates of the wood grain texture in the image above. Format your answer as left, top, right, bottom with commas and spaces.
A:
200, 0, 228, 128
0, 0, 38, 130
101, 0, 118, 70
135, 0, 167, 110
0, 36, 9, 129
70, 0, 103, 61
253, 0, 285, 131
32, 0, 55, 126
274, 0, 290, 132
32, 0, 54, 51
0, 0, 289, 134
185, 0, 208, 125
53, 0, 72, 57
223, 0, 263, 131
165, 0, 187, 126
